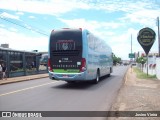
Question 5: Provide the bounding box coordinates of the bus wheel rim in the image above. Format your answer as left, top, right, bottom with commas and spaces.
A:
96, 73, 99, 82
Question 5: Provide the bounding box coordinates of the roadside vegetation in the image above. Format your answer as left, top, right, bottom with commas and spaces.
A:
133, 67, 157, 79
112, 53, 121, 65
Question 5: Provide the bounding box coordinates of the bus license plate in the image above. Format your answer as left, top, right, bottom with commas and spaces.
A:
63, 75, 69, 78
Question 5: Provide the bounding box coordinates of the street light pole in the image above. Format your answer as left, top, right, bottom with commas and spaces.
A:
131, 34, 132, 54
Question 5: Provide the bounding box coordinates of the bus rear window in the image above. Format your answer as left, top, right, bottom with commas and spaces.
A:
50, 29, 82, 52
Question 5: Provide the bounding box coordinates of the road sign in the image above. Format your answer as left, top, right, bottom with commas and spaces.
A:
137, 27, 156, 55
129, 53, 135, 58
137, 27, 156, 76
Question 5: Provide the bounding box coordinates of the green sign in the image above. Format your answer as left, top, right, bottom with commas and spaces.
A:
129, 53, 135, 58
137, 27, 156, 55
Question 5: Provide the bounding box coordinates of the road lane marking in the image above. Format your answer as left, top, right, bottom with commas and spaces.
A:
0, 81, 58, 97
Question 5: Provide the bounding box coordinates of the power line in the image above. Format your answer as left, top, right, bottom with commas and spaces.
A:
0, 15, 49, 37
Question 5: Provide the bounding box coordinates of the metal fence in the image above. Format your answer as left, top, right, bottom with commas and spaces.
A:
0, 48, 48, 78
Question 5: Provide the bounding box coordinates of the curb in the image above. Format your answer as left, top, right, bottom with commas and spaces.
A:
0, 74, 49, 85
108, 66, 130, 112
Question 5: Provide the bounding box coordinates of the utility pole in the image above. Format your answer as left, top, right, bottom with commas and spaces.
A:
157, 17, 160, 57
131, 34, 132, 54
130, 34, 133, 73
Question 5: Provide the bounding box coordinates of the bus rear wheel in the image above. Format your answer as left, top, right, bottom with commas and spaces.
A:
93, 70, 100, 84
66, 81, 76, 84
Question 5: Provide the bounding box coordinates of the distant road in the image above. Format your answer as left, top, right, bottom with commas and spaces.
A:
0, 66, 128, 120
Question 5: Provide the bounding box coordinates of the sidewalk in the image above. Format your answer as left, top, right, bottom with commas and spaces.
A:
109, 67, 160, 120
0, 73, 49, 85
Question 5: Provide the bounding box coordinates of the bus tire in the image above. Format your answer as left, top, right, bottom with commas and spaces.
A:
66, 81, 76, 84
107, 67, 112, 77
93, 70, 100, 84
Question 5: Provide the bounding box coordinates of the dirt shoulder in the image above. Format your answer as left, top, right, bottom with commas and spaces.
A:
108, 67, 160, 120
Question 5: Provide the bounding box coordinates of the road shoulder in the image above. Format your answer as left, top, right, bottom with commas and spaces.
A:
109, 67, 160, 120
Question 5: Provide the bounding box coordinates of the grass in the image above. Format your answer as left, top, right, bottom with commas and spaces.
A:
133, 67, 157, 79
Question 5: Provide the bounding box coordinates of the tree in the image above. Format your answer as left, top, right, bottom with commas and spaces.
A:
112, 53, 122, 65
136, 56, 147, 64
136, 56, 147, 72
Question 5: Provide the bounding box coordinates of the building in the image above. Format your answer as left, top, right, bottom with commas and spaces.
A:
1, 44, 9, 48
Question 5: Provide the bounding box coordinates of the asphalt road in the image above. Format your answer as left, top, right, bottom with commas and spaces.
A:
0, 66, 128, 120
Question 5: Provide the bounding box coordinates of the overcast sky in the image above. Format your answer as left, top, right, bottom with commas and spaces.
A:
0, 0, 160, 60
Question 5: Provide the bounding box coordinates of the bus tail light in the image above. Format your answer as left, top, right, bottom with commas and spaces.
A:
48, 58, 53, 72
80, 58, 86, 72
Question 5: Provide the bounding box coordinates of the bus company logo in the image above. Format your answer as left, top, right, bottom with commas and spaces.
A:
62, 43, 69, 50
56, 40, 75, 50
2, 112, 11, 117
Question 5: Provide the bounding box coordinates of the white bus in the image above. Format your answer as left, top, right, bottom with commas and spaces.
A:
48, 28, 113, 83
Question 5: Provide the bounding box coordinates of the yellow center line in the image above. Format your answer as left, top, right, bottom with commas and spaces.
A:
0, 81, 58, 97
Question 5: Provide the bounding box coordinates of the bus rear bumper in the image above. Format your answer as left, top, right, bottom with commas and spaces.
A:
49, 71, 87, 81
